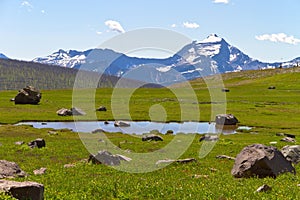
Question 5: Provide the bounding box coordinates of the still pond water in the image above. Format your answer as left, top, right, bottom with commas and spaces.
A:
18, 121, 250, 135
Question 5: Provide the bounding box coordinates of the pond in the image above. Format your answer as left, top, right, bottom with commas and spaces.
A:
17, 121, 250, 135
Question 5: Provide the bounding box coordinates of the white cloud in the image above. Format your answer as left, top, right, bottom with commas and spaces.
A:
213, 0, 229, 4
104, 20, 125, 33
96, 31, 102, 35
255, 33, 300, 45
171, 24, 177, 28
21, 1, 33, 11
41, 10, 45, 14
183, 22, 200, 29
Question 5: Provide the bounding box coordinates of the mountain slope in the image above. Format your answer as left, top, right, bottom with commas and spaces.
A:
0, 53, 8, 59
32, 34, 300, 84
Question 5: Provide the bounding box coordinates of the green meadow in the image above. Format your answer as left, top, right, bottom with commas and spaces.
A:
1, 68, 300, 199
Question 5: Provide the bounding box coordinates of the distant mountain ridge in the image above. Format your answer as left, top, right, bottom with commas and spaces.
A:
31, 34, 300, 84
0, 53, 8, 59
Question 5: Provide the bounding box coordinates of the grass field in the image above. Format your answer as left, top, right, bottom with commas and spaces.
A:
1, 68, 300, 199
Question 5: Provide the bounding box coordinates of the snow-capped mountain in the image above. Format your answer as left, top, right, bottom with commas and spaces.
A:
32, 34, 299, 84
0, 53, 8, 59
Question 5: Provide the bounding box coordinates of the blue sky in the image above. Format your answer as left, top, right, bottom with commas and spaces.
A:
0, 0, 299, 62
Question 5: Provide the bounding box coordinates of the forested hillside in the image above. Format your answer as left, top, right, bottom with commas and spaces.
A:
0, 59, 122, 90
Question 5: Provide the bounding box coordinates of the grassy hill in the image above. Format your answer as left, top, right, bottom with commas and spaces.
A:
0, 58, 122, 90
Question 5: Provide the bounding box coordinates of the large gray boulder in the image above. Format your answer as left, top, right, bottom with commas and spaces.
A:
215, 114, 239, 125
281, 145, 300, 164
88, 150, 131, 166
28, 138, 46, 149
56, 108, 72, 116
56, 107, 86, 116
0, 180, 44, 200
14, 86, 41, 105
142, 134, 163, 141
231, 144, 295, 178
0, 160, 27, 179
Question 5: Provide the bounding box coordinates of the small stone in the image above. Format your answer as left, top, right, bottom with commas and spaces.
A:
64, 164, 76, 168
216, 155, 235, 160
199, 135, 219, 142
15, 141, 25, 145
33, 168, 47, 175
48, 130, 58, 135
256, 184, 272, 193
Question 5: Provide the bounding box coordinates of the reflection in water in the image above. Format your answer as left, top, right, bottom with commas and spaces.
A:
17, 121, 248, 135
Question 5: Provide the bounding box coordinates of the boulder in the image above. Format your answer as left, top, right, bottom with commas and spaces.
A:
14, 86, 41, 105
56, 107, 86, 116
28, 138, 45, 149
56, 108, 72, 116
199, 135, 219, 142
0, 180, 44, 200
142, 134, 163, 141
0, 160, 27, 179
104, 121, 109, 125
231, 144, 295, 178
215, 114, 239, 125
88, 150, 131, 166
284, 133, 296, 138
91, 129, 105, 134
96, 106, 107, 111
165, 130, 174, 135
70, 107, 86, 116
280, 137, 296, 143
281, 145, 300, 164
114, 121, 130, 127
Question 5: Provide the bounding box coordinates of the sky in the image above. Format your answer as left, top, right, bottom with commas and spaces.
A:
0, 0, 300, 62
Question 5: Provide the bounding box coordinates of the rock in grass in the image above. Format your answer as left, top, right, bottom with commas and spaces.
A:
0, 160, 27, 179
156, 158, 196, 165
96, 106, 107, 111
215, 114, 239, 125
28, 138, 45, 149
142, 134, 163, 141
256, 184, 272, 193
15, 141, 25, 145
14, 86, 41, 105
88, 150, 131, 166
165, 130, 174, 135
199, 135, 219, 142
231, 144, 295, 178
56, 108, 72, 116
70, 107, 86, 116
56, 107, 86, 116
280, 137, 296, 143
0, 179, 44, 200
33, 168, 47, 175
92, 129, 105, 134
216, 155, 235, 160
281, 145, 300, 164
